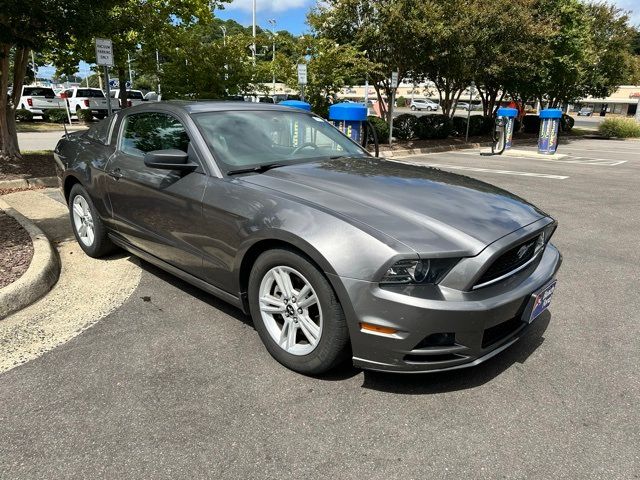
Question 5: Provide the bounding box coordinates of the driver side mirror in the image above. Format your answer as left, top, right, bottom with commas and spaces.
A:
143, 149, 197, 172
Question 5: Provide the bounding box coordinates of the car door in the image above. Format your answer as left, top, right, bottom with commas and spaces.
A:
105, 110, 208, 276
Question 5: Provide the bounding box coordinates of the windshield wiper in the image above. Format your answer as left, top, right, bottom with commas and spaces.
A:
226, 163, 287, 175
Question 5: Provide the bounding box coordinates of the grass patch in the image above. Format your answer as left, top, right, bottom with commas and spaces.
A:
598, 118, 640, 138
16, 122, 69, 133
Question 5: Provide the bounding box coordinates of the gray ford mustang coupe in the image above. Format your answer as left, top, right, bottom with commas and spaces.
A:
54, 102, 561, 375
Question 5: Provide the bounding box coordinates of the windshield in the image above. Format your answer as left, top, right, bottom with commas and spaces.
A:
23, 87, 55, 98
193, 110, 367, 170
77, 89, 105, 98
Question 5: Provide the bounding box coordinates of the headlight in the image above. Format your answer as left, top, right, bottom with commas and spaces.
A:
380, 258, 459, 285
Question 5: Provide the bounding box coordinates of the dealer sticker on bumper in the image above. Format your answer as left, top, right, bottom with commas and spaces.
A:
530, 280, 556, 323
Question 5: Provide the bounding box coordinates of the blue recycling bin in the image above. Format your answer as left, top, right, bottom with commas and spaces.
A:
279, 100, 311, 111
496, 107, 518, 150
538, 109, 563, 155
328, 103, 368, 143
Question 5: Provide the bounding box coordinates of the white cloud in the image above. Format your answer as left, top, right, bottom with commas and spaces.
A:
612, 0, 639, 25
224, 0, 313, 13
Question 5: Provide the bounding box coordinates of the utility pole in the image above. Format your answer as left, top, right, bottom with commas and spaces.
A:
252, 0, 256, 66
465, 81, 475, 142
31, 51, 37, 85
127, 53, 133, 88
635, 95, 640, 122
220, 26, 227, 46
268, 19, 276, 96
155, 49, 161, 96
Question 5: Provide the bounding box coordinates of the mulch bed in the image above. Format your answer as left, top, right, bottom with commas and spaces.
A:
0, 152, 56, 181
0, 210, 33, 289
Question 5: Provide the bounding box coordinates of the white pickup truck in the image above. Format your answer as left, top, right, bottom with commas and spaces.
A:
18, 86, 65, 119
62, 87, 119, 119
110, 89, 146, 108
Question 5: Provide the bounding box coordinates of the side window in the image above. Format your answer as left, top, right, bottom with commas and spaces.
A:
120, 112, 190, 157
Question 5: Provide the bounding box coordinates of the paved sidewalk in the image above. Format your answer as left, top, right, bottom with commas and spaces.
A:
0, 189, 141, 372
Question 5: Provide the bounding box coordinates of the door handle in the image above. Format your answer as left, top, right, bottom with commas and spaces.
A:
108, 168, 123, 180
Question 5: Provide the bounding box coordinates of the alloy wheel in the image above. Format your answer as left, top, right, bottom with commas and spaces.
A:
72, 195, 95, 247
258, 266, 323, 356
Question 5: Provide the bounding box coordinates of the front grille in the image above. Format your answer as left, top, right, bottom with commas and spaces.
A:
475, 234, 541, 287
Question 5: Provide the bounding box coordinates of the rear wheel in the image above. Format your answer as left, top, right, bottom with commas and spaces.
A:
410, 105, 417, 111
248, 249, 349, 374
68, 184, 115, 258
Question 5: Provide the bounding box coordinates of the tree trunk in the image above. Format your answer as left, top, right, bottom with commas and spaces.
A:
0, 44, 22, 162
118, 67, 128, 109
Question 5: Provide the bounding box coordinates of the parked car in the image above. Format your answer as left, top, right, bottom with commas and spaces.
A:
62, 87, 119, 119
17, 86, 65, 119
144, 91, 161, 102
456, 102, 471, 111
410, 98, 439, 111
55, 102, 561, 375
577, 107, 593, 116
110, 89, 146, 108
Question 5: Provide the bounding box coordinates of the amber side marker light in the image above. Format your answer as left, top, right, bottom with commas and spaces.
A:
360, 322, 398, 335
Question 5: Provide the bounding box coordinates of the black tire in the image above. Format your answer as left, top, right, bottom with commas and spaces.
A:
248, 248, 350, 375
410, 105, 417, 111
68, 184, 115, 258
427, 106, 433, 112
95, 114, 106, 120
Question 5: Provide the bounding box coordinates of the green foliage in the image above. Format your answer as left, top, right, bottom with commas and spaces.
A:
15, 109, 34, 122
451, 116, 493, 137
393, 114, 418, 140
46, 109, 68, 123
367, 116, 389, 142
522, 115, 541, 134
598, 118, 640, 138
396, 96, 407, 108
416, 115, 453, 140
76, 109, 94, 123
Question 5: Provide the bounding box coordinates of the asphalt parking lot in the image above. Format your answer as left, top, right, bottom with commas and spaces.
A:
1, 138, 638, 479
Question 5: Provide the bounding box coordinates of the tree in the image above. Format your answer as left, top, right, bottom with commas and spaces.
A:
309, 0, 438, 121
0, 0, 114, 162
57, 1, 227, 110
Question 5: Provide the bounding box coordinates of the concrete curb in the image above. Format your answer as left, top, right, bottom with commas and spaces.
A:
0, 198, 60, 320
0, 176, 58, 191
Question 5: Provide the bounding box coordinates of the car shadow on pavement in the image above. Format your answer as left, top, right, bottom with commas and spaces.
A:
134, 258, 256, 328
360, 311, 551, 395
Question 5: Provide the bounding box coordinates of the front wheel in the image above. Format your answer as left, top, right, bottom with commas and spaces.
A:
248, 249, 349, 375
68, 184, 115, 258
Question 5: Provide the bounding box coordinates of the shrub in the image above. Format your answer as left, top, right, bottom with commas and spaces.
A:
598, 117, 640, 138
395, 95, 407, 108
46, 109, 68, 123
452, 116, 494, 137
15, 109, 34, 122
76, 109, 95, 123
522, 115, 540, 134
416, 114, 453, 140
367, 115, 389, 142
560, 114, 575, 132
393, 113, 419, 140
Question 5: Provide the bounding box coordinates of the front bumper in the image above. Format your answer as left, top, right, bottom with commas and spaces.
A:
330, 243, 562, 373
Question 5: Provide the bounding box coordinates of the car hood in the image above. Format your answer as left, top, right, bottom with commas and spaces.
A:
241, 157, 548, 256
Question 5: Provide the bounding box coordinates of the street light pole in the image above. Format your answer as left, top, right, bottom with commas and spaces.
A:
252, 0, 256, 66
465, 81, 475, 143
220, 26, 227, 46
127, 53, 133, 88
268, 19, 276, 96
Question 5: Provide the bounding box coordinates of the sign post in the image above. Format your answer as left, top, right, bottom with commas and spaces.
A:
388, 71, 399, 146
95, 38, 114, 116
297, 64, 307, 102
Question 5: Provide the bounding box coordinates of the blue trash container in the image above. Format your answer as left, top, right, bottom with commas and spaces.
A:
538, 109, 563, 155
495, 107, 518, 150
328, 103, 368, 143
279, 100, 311, 111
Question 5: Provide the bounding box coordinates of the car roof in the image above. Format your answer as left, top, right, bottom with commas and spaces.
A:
164, 100, 313, 115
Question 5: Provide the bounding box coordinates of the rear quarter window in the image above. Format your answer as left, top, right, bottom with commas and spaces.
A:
85, 117, 113, 145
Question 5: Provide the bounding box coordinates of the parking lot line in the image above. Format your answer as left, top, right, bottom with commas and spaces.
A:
389, 160, 569, 179
447, 150, 626, 166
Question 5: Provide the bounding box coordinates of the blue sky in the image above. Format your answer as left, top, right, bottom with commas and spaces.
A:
215, 0, 315, 35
